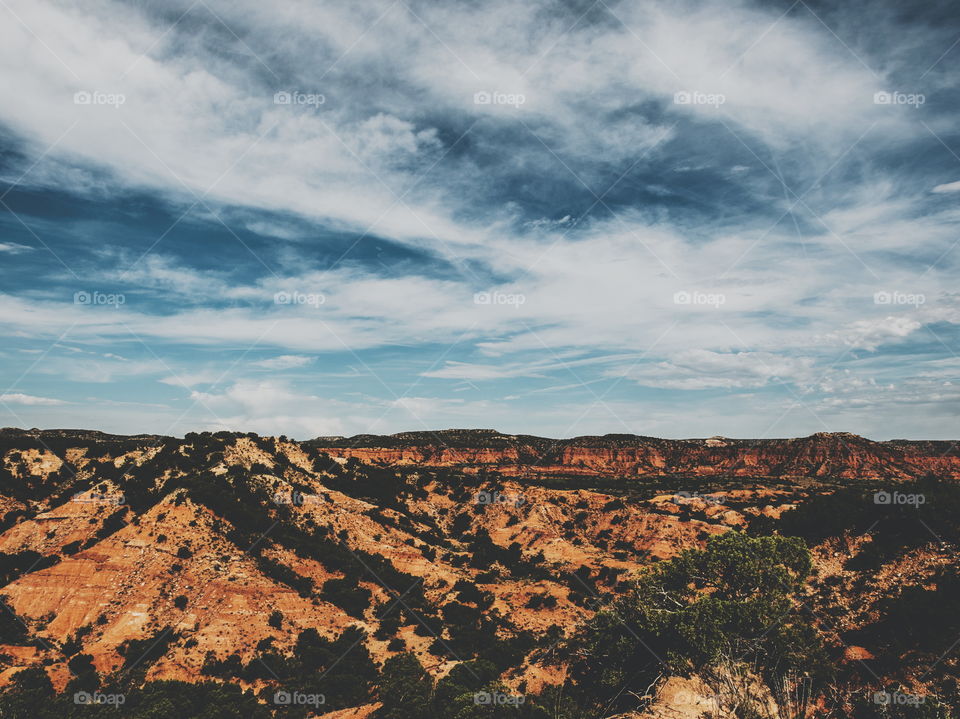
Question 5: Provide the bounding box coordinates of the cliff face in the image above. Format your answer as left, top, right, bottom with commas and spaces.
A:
308, 430, 960, 479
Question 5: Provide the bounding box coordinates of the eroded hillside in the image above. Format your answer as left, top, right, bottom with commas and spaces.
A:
0, 428, 957, 718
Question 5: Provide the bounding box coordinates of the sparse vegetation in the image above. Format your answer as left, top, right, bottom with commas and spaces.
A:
0, 430, 957, 717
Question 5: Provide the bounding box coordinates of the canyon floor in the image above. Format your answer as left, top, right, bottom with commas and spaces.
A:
0, 428, 957, 718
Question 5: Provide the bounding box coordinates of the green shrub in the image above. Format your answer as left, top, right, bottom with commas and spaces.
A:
321, 578, 372, 618
566, 532, 826, 716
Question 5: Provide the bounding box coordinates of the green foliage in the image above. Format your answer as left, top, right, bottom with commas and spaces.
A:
256, 556, 314, 597
119, 628, 179, 678
845, 565, 960, 662
64, 653, 99, 695
0, 667, 55, 718
376, 653, 433, 719
0, 675, 270, 719
566, 532, 826, 716
203, 626, 380, 711
775, 476, 960, 568
128, 680, 271, 719
92, 509, 128, 542
321, 578, 372, 618
0, 595, 29, 644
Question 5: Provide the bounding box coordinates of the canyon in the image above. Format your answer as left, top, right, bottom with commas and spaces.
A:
0, 427, 957, 718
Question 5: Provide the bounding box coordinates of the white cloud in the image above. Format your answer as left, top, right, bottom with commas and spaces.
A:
0, 242, 32, 254
0, 0, 920, 262
932, 180, 960, 193
828, 315, 923, 351
0, 392, 67, 405
0, 0, 957, 439
253, 354, 314, 370
158, 370, 224, 388
610, 350, 816, 390
422, 362, 522, 380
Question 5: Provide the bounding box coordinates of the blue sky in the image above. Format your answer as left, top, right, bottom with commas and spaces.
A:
1, 0, 960, 439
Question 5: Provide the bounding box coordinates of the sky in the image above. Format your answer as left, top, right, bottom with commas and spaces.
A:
1, 0, 959, 440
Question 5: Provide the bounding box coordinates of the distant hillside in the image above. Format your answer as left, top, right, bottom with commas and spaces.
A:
308, 429, 960, 480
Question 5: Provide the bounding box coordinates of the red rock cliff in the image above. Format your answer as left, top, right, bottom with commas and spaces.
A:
310, 430, 960, 479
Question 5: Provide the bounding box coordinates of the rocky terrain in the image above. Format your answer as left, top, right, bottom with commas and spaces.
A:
0, 427, 956, 718
310, 430, 960, 480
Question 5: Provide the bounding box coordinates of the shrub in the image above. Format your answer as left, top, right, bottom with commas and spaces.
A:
566, 532, 826, 716
376, 653, 432, 719
321, 578, 373, 619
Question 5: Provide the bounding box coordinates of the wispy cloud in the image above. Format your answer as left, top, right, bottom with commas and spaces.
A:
1, 393, 67, 406
0, 0, 958, 438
